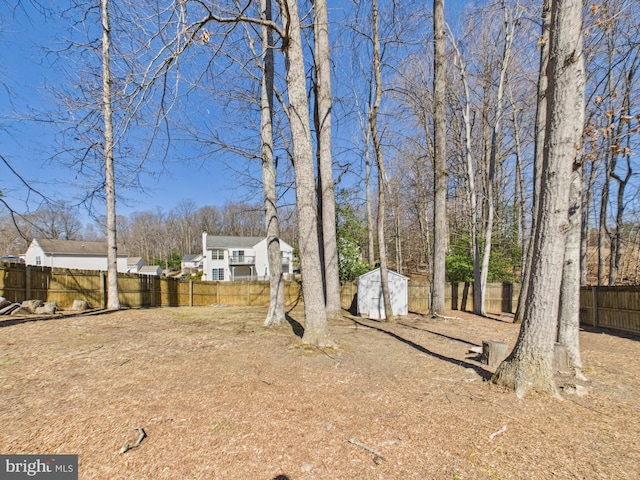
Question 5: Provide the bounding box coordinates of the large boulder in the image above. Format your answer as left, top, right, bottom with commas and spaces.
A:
35, 302, 57, 315
21, 299, 44, 313
71, 300, 91, 311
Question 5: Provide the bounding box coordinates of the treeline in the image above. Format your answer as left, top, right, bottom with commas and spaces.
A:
0, 200, 297, 268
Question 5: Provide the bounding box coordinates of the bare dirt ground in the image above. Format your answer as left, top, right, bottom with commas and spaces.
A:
1, 306, 639, 480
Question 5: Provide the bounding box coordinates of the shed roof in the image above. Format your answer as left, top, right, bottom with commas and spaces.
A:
139, 265, 162, 274
358, 268, 409, 280
182, 253, 203, 262
205, 236, 264, 249
32, 239, 127, 257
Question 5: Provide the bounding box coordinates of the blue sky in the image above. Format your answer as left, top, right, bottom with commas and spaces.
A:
0, 1, 469, 225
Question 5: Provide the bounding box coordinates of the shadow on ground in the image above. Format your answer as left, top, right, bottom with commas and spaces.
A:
350, 317, 493, 380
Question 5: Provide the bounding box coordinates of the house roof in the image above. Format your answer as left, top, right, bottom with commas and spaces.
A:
205, 236, 264, 250
182, 253, 203, 262
127, 256, 145, 265
32, 239, 127, 257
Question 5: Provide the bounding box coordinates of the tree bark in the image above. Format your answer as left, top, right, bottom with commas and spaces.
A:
431, 0, 447, 316
278, 0, 333, 346
515, 0, 550, 323
313, 0, 342, 320
101, 0, 120, 310
492, 0, 585, 397
260, 0, 286, 328
557, 163, 583, 368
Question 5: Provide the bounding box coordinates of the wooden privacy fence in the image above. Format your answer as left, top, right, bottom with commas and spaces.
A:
1, 263, 516, 313
3, 264, 639, 335
341, 281, 518, 315
0, 264, 304, 309
580, 285, 640, 335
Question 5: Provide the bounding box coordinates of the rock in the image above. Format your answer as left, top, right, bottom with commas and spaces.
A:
71, 300, 90, 311
35, 302, 57, 315
574, 368, 588, 382
21, 299, 44, 313
562, 383, 589, 397
0, 296, 11, 309
10, 306, 31, 316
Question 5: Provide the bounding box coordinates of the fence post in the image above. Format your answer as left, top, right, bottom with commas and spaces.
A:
100, 271, 107, 309
151, 276, 156, 307
189, 280, 193, 307
25, 265, 31, 300
451, 282, 458, 310
591, 286, 598, 328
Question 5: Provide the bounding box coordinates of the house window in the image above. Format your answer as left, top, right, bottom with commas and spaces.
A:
212, 249, 224, 260
212, 268, 224, 281
35, 256, 41, 266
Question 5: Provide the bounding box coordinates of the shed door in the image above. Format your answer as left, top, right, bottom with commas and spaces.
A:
368, 279, 384, 319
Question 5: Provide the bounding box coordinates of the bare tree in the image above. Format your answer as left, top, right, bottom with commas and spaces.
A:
369, 0, 393, 321
477, 0, 517, 316
515, 0, 550, 323
493, 0, 585, 397
277, 0, 333, 345
101, 0, 120, 309
430, 0, 447, 316
260, 0, 285, 328
313, 0, 341, 320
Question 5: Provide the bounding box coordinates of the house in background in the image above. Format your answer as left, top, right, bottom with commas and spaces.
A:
127, 256, 147, 273
201, 233, 294, 281
181, 253, 204, 276
24, 238, 128, 272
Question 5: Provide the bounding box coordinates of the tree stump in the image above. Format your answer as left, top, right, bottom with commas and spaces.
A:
481, 340, 509, 368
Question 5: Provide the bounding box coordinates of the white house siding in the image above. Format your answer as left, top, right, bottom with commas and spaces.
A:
253, 238, 294, 278
201, 233, 294, 281
24, 239, 128, 272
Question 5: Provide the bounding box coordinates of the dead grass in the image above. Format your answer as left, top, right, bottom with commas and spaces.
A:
1, 306, 639, 480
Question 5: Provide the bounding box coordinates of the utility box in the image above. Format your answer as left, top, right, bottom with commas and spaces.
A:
357, 268, 408, 320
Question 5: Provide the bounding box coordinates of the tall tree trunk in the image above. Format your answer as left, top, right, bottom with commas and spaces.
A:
450, 30, 478, 315
557, 163, 583, 368
370, 0, 393, 321
515, 0, 550, 323
278, 0, 332, 346
431, 0, 447, 316
313, 0, 341, 320
101, 0, 120, 310
365, 140, 375, 266
479, 1, 513, 316
492, 0, 585, 397
261, 0, 285, 328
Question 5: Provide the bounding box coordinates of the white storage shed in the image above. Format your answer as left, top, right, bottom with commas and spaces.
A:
357, 268, 408, 320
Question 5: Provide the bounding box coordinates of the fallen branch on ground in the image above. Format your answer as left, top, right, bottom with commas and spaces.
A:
431, 312, 463, 321
119, 426, 146, 454
348, 438, 385, 460
489, 425, 507, 440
